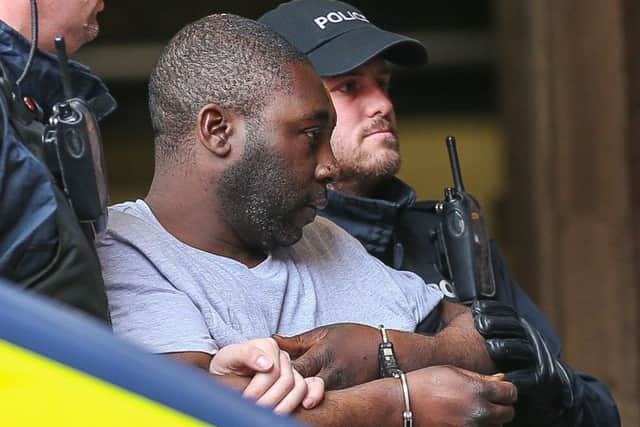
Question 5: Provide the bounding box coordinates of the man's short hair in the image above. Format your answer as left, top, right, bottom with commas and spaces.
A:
148, 13, 307, 162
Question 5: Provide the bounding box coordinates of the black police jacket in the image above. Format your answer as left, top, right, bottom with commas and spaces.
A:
320, 177, 620, 427
0, 20, 115, 321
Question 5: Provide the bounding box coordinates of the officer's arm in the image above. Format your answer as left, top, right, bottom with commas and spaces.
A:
566, 372, 621, 427
508, 287, 620, 427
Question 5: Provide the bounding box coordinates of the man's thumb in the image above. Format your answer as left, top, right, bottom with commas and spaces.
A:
272, 333, 309, 357
250, 350, 275, 372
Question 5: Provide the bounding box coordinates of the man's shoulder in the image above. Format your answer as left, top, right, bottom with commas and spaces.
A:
307, 215, 345, 232
108, 200, 152, 224
302, 216, 358, 244
288, 216, 366, 258
98, 200, 190, 283
107, 199, 140, 222
107, 199, 137, 212
99, 200, 160, 247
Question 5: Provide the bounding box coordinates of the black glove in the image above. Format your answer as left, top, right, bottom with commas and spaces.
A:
472, 300, 576, 424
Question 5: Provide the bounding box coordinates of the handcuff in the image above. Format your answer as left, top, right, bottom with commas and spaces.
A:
378, 325, 413, 427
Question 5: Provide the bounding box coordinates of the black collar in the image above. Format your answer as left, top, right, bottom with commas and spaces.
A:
320, 177, 417, 257
324, 177, 417, 223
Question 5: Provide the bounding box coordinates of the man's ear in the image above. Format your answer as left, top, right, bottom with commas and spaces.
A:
197, 104, 233, 157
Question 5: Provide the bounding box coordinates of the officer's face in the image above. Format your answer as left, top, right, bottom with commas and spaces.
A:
39, 0, 104, 54
217, 62, 338, 251
322, 58, 400, 181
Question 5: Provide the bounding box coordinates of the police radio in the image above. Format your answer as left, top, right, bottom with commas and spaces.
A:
42, 36, 108, 237
431, 136, 496, 304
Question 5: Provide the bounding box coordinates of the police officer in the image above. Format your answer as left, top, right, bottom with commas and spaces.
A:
0, 0, 113, 320
259, 0, 620, 425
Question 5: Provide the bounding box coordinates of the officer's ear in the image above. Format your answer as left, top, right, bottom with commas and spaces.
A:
197, 104, 233, 157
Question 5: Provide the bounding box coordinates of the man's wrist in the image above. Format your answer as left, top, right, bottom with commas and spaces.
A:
378, 325, 402, 377
393, 371, 413, 427
294, 377, 406, 426
386, 328, 436, 372
378, 326, 414, 427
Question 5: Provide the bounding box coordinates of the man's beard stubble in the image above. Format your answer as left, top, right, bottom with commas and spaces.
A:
332, 117, 401, 181
83, 22, 100, 44
217, 126, 306, 252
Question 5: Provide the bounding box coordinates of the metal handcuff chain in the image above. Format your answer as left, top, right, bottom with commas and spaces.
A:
379, 325, 413, 427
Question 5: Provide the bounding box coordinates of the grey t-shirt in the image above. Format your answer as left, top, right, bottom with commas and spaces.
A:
97, 200, 443, 354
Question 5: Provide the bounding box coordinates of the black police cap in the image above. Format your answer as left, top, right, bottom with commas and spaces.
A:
259, 0, 428, 77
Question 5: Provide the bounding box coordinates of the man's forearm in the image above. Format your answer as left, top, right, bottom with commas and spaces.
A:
275, 307, 497, 391
294, 377, 399, 427
295, 366, 517, 427
211, 372, 401, 426
390, 302, 496, 374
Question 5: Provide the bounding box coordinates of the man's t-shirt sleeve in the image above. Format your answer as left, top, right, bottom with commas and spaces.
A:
98, 233, 217, 355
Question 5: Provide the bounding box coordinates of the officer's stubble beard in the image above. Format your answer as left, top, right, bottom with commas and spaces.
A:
217, 118, 308, 253
82, 4, 102, 45
330, 116, 401, 187
83, 21, 99, 44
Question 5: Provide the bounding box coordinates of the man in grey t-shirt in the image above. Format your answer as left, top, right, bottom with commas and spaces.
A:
98, 14, 516, 426
101, 200, 443, 354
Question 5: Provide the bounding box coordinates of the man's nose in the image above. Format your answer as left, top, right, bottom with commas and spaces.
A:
365, 88, 393, 118
315, 142, 340, 184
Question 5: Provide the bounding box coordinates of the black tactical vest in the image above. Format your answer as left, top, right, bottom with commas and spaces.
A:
1, 85, 110, 323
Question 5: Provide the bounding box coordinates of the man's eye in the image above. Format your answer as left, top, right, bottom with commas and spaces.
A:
336, 81, 356, 94
379, 79, 391, 94
304, 128, 321, 144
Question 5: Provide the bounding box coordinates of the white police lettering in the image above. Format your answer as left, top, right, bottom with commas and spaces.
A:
313, 10, 369, 30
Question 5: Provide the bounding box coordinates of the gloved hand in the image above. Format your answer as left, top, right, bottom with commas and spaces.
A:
472, 300, 576, 424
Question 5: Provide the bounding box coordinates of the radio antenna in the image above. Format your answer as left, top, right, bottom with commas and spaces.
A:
446, 135, 465, 192
54, 36, 74, 99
